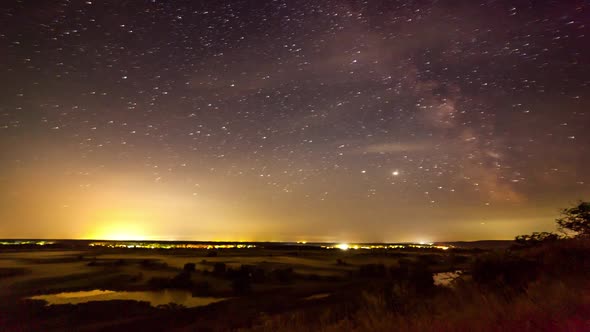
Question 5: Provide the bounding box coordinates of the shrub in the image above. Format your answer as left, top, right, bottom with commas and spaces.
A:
140, 259, 168, 270
148, 272, 193, 289
407, 263, 435, 294
417, 254, 439, 266
447, 252, 469, 267
336, 259, 348, 266
514, 232, 560, 247
251, 267, 267, 283
183, 262, 196, 272
213, 262, 227, 276
272, 267, 295, 283
471, 254, 539, 291
232, 275, 251, 294
192, 281, 211, 295
358, 264, 387, 278
148, 277, 169, 289
170, 271, 193, 288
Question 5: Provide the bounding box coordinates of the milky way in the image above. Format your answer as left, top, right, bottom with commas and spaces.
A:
1, 1, 589, 242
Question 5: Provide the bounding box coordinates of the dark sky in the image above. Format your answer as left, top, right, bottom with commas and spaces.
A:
1, 0, 589, 242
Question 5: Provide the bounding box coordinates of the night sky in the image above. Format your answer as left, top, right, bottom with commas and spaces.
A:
1, 1, 589, 242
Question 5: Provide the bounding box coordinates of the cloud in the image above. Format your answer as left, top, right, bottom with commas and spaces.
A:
361, 142, 432, 154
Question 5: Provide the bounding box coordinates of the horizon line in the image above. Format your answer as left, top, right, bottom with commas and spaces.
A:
0, 237, 515, 244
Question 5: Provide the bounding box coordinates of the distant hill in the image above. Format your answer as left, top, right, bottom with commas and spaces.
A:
440, 240, 513, 249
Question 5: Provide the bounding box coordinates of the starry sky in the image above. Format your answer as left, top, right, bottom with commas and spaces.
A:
1, 0, 589, 242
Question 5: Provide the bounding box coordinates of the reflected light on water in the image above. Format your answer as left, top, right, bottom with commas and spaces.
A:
52, 290, 115, 299
29, 289, 226, 308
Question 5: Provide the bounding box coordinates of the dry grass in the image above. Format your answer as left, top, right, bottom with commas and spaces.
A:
246, 239, 590, 332
247, 279, 590, 332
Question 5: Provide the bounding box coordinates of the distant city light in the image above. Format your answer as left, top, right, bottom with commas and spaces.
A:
323, 243, 451, 251
88, 241, 257, 250
0, 240, 451, 251
0, 240, 55, 246
336, 243, 349, 250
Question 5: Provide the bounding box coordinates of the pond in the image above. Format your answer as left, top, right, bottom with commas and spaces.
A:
304, 293, 331, 301
28, 289, 226, 308
433, 270, 462, 287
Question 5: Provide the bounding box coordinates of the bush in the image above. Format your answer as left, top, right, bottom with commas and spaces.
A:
232, 275, 251, 294
398, 258, 413, 266
515, 232, 560, 247
140, 259, 168, 270
183, 263, 196, 272
148, 277, 169, 289
389, 265, 410, 281
471, 254, 539, 291
358, 264, 387, 278
213, 262, 226, 276
251, 267, 267, 283
417, 254, 440, 266
528, 238, 590, 277
170, 271, 193, 288
148, 272, 193, 289
447, 252, 469, 267
407, 263, 435, 294
192, 281, 211, 295
272, 267, 295, 283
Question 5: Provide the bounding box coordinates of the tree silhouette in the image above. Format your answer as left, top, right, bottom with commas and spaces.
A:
515, 232, 560, 246
556, 201, 590, 237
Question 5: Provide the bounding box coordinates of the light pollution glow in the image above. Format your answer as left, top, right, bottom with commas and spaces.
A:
0, 151, 586, 242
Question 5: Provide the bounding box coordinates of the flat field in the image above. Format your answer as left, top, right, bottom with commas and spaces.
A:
0, 241, 480, 331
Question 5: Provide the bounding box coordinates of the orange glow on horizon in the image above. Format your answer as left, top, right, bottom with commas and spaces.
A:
84, 217, 151, 241
79, 205, 163, 241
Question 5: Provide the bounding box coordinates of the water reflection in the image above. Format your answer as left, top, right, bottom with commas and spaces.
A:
29, 289, 225, 307
433, 270, 462, 287
304, 293, 330, 301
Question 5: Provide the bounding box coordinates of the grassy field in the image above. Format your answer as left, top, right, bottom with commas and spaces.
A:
0, 246, 424, 297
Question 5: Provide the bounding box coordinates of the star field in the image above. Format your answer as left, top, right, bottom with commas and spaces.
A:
1, 0, 589, 242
